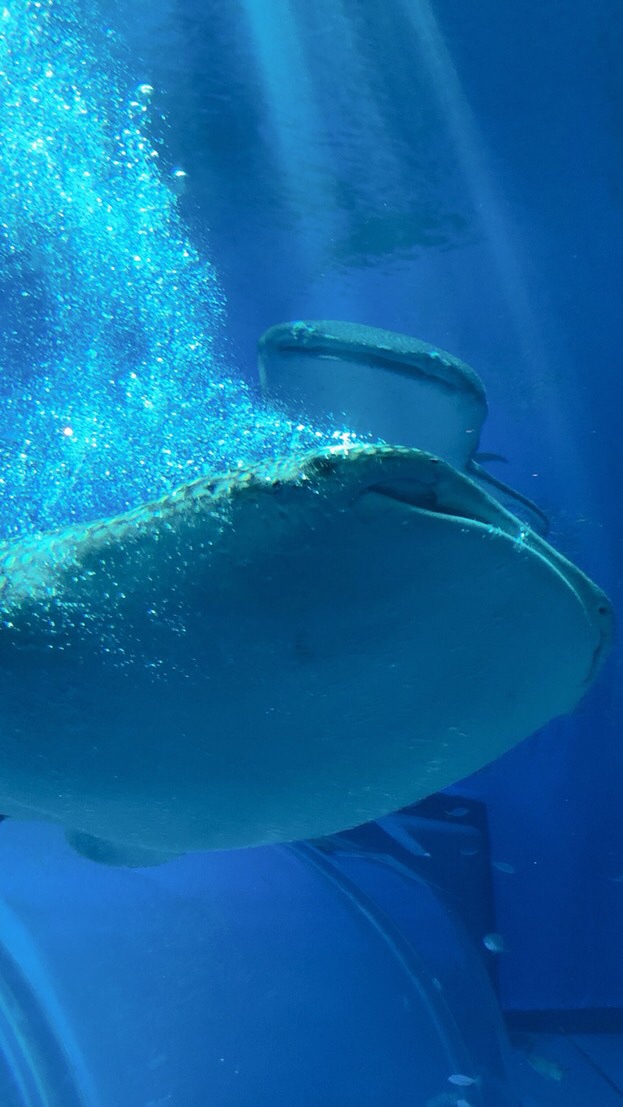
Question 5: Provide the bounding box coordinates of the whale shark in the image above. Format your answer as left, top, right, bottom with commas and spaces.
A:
258, 319, 550, 532
0, 443, 612, 865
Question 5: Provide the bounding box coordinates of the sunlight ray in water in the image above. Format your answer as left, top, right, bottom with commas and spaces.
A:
396, 0, 584, 475
236, 0, 342, 274
395, 0, 544, 353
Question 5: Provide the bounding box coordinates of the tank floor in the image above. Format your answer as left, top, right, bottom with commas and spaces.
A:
509, 1030, 623, 1105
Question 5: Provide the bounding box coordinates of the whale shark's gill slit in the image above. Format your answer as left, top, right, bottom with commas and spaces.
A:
277, 345, 461, 392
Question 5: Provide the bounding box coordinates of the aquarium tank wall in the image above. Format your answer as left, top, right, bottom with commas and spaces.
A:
0, 0, 621, 1104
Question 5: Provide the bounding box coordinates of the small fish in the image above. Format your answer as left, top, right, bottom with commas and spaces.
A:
460, 845, 480, 857
448, 1073, 478, 1087
445, 805, 470, 818
376, 814, 432, 857
483, 932, 507, 953
167, 168, 188, 197
527, 1052, 565, 1082
492, 860, 515, 874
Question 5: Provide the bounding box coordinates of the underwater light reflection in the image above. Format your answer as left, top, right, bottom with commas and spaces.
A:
0, 0, 344, 541
237, 0, 339, 274
395, 0, 578, 455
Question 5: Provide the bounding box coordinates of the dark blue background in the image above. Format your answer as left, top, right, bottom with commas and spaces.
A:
118, 0, 622, 1010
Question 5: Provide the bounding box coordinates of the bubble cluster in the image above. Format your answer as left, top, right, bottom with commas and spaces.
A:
0, 0, 344, 540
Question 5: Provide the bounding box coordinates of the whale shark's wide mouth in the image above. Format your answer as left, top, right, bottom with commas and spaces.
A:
258, 320, 487, 400
353, 454, 613, 684
368, 477, 493, 523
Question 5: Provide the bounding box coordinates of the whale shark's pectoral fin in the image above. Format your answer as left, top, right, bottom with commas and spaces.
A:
473, 451, 508, 464
66, 830, 182, 868
468, 460, 550, 536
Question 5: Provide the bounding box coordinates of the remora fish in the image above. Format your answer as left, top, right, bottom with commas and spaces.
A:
0, 444, 612, 865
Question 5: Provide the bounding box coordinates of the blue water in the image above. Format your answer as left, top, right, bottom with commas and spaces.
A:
0, 0, 621, 1104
